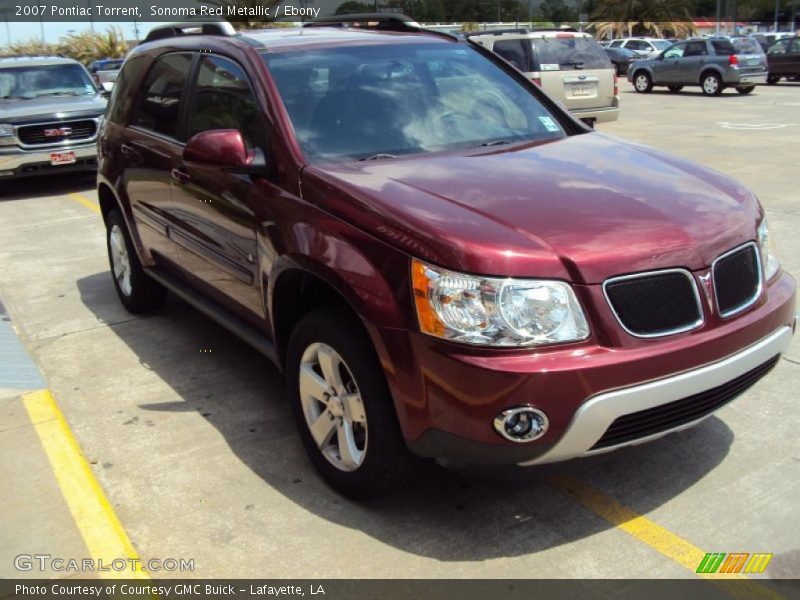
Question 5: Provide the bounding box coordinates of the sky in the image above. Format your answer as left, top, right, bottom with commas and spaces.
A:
1, 21, 172, 45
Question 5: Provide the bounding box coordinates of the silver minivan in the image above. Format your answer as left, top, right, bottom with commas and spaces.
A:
469, 29, 620, 126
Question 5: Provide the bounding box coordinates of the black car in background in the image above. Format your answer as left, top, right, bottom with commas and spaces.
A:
766, 36, 800, 84
603, 46, 639, 76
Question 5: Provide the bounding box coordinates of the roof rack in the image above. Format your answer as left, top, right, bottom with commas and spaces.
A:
144, 21, 237, 43
466, 26, 579, 37
303, 12, 458, 40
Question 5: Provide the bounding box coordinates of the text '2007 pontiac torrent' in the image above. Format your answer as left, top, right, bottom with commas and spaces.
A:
97, 20, 796, 498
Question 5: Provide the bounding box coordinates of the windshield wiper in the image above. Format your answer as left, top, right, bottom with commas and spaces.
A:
32, 91, 82, 98
358, 153, 397, 162
473, 140, 513, 148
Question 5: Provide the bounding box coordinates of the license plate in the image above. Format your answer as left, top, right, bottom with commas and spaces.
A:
50, 151, 76, 166
571, 83, 590, 96
748, 58, 759, 66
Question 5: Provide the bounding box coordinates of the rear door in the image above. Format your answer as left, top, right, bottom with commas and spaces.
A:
531, 35, 615, 111
679, 41, 711, 82
124, 52, 195, 268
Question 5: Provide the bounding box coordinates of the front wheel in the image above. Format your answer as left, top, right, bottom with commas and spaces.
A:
286, 307, 412, 498
736, 85, 755, 95
106, 210, 167, 313
633, 71, 652, 93
667, 85, 683, 93
701, 72, 723, 96
767, 75, 780, 85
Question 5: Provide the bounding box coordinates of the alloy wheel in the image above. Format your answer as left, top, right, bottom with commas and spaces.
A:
703, 75, 719, 95
298, 342, 367, 472
109, 224, 132, 297
635, 74, 649, 92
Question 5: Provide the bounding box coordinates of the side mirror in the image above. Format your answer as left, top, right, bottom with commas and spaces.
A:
183, 129, 264, 172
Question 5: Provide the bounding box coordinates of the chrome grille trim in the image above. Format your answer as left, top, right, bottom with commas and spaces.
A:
712, 241, 763, 319
603, 268, 705, 339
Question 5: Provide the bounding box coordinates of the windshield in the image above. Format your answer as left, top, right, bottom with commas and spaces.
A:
731, 38, 762, 54
0, 64, 96, 99
263, 43, 566, 162
652, 40, 673, 51
531, 37, 611, 70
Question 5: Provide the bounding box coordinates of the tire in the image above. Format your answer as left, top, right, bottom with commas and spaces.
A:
633, 70, 652, 93
286, 307, 412, 498
667, 85, 683, 93
736, 85, 755, 95
766, 75, 780, 85
106, 209, 167, 313
701, 72, 723, 96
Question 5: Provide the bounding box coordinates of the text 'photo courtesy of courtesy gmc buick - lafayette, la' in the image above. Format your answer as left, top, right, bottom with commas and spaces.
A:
96, 17, 796, 498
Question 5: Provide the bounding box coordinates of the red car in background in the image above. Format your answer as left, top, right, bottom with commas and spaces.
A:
96, 17, 795, 498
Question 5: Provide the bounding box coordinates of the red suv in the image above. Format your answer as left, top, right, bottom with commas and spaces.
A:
97, 18, 796, 498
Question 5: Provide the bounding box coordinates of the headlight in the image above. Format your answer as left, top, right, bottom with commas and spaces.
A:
411, 259, 590, 347
0, 123, 14, 146
757, 218, 780, 281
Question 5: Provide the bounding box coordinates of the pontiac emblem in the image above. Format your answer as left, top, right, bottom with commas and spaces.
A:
699, 273, 714, 310
44, 127, 72, 137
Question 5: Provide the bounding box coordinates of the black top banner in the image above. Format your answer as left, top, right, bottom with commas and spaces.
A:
0, 0, 797, 24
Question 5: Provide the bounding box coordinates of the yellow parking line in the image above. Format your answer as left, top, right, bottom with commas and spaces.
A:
67, 192, 101, 214
22, 390, 149, 580
550, 476, 783, 600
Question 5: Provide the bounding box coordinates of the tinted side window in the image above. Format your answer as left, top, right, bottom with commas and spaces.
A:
767, 39, 791, 55
132, 53, 192, 139
790, 38, 800, 53
609, 40, 623, 47
684, 41, 708, 57
187, 55, 265, 151
711, 40, 736, 55
492, 40, 529, 71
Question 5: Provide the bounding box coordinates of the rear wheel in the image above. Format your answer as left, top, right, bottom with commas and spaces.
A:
701, 72, 723, 96
106, 210, 167, 313
667, 85, 683, 93
633, 71, 652, 93
736, 85, 755, 95
767, 75, 780, 85
286, 307, 412, 498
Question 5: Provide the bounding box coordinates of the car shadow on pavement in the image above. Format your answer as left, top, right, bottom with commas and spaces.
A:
0, 173, 96, 201
76, 270, 735, 562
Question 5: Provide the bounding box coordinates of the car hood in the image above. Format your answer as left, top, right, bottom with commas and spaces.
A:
303, 133, 760, 283
0, 94, 106, 124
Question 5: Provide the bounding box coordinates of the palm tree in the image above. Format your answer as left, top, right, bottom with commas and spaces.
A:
590, 0, 697, 38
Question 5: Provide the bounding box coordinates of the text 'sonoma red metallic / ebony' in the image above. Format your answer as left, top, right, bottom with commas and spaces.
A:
97, 19, 796, 498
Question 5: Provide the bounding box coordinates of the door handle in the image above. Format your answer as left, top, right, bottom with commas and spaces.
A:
120, 143, 139, 158
171, 168, 191, 185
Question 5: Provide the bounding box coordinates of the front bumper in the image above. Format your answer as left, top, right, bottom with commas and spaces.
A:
0, 143, 97, 178
386, 271, 795, 465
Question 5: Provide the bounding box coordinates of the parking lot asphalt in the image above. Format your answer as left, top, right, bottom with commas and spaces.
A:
1, 81, 799, 582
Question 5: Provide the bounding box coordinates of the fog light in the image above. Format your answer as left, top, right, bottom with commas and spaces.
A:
493, 406, 549, 442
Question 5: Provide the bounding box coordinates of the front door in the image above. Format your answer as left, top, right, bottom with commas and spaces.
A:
652, 42, 686, 83
169, 53, 268, 320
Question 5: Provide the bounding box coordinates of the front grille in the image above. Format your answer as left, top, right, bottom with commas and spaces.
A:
604, 270, 702, 337
17, 120, 97, 145
590, 355, 779, 450
713, 243, 761, 317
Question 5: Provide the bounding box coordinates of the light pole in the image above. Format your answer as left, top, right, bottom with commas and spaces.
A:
715, 0, 721, 34
3, 11, 10, 45
774, 0, 780, 31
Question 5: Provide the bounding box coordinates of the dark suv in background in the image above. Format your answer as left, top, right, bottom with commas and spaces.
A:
98, 18, 795, 498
